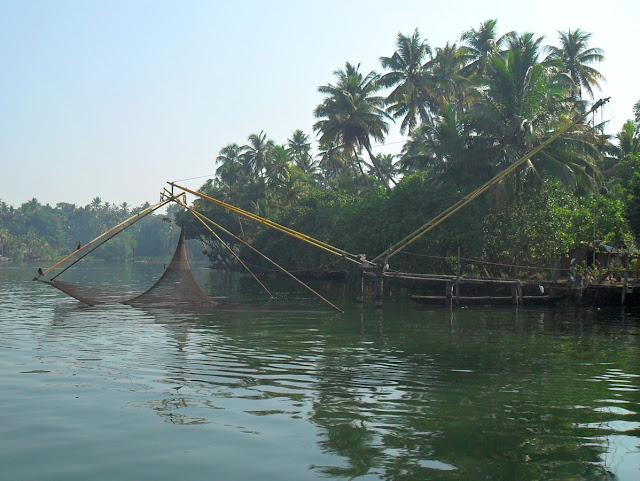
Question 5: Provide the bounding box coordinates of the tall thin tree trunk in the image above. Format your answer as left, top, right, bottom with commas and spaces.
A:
364, 145, 391, 190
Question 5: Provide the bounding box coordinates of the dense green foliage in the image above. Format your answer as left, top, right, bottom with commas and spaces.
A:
0, 198, 185, 262
179, 20, 638, 279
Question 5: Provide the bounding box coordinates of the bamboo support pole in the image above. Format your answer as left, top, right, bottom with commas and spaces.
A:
168, 182, 368, 267
456, 247, 461, 306
373, 98, 611, 264
38, 197, 174, 279
172, 196, 273, 299
622, 252, 630, 305
45, 196, 178, 281
176, 202, 343, 313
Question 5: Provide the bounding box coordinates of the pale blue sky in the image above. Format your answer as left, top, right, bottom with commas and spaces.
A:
1, 0, 637, 208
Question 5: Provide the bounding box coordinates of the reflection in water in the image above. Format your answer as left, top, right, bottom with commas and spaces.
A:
1, 264, 639, 480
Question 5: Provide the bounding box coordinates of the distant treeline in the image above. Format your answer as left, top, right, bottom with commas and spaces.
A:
0, 197, 196, 262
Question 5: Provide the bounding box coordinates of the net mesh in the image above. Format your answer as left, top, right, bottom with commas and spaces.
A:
41, 226, 217, 308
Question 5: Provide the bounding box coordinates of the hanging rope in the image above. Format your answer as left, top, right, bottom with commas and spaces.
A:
168, 182, 372, 268
171, 199, 343, 313
169, 193, 274, 298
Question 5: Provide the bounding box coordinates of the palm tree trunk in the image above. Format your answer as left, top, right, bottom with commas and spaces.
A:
364, 145, 391, 189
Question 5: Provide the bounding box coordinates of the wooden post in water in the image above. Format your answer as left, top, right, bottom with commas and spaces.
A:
445, 280, 452, 307
456, 247, 461, 306
511, 281, 519, 306
621, 252, 630, 305
356, 270, 364, 303
517, 280, 523, 306
374, 265, 384, 308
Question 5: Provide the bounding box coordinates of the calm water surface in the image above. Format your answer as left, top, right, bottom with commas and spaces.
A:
1, 263, 639, 480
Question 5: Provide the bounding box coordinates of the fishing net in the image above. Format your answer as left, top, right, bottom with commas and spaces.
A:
41, 226, 217, 308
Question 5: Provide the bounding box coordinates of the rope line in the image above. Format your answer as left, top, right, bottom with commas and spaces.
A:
168, 183, 369, 267
398, 251, 572, 272
172, 200, 343, 313
170, 194, 273, 298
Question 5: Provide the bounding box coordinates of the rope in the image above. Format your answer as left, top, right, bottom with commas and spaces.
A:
171, 194, 274, 298
168, 182, 370, 267
398, 251, 571, 272
171, 200, 343, 313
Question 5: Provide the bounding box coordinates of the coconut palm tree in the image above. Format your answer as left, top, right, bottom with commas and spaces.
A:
317, 141, 346, 181
244, 131, 274, 177
215, 143, 247, 202
460, 19, 512, 79
426, 42, 473, 112
399, 104, 479, 185
545, 28, 605, 99
287, 130, 311, 162
287, 130, 319, 178
314, 62, 392, 189
370, 154, 400, 186
472, 32, 601, 192
265, 145, 293, 189
379, 28, 434, 134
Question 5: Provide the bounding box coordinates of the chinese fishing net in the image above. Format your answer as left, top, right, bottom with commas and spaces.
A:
41, 226, 217, 308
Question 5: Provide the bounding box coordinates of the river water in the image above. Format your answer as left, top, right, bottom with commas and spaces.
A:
1, 262, 639, 480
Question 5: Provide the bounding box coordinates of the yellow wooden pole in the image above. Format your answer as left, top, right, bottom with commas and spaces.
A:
176, 201, 343, 313
168, 182, 368, 266
39, 197, 173, 278
373, 98, 611, 263
171, 196, 274, 298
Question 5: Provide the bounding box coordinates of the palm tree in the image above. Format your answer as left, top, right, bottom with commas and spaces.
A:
265, 145, 293, 189
616, 120, 640, 158
371, 154, 400, 186
545, 28, 605, 99
314, 62, 392, 189
215, 143, 247, 202
472, 32, 601, 192
287, 130, 319, 178
90, 197, 102, 211
244, 131, 274, 177
400, 104, 478, 185
287, 130, 311, 162
460, 19, 512, 79
426, 42, 473, 112
317, 141, 347, 181
379, 28, 434, 134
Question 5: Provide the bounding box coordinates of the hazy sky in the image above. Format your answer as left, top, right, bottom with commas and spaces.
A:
1, 0, 637, 208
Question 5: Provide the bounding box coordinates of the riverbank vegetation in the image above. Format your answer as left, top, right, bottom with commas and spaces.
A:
3, 20, 640, 281
179, 21, 640, 279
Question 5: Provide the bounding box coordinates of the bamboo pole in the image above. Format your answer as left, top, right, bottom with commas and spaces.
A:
38, 197, 173, 278
168, 182, 369, 267
171, 195, 273, 298
175, 202, 343, 313
373, 98, 611, 263
46, 196, 178, 281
